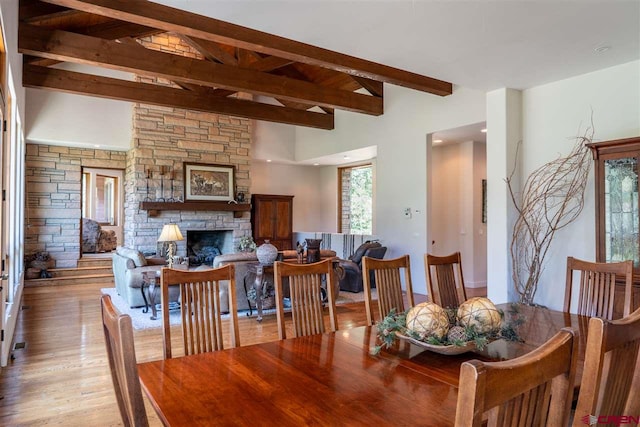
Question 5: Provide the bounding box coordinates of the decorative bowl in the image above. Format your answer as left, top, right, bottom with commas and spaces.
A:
395, 332, 477, 355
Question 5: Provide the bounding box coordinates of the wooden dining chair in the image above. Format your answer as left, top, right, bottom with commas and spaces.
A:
572, 309, 640, 425
161, 265, 240, 359
100, 295, 149, 427
362, 254, 415, 326
455, 327, 578, 427
564, 256, 634, 320
274, 258, 338, 340
424, 252, 467, 308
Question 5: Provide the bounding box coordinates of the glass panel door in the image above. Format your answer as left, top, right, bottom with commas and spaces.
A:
604, 157, 639, 267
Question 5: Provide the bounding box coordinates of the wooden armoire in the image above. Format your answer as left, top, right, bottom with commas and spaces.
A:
250, 194, 294, 250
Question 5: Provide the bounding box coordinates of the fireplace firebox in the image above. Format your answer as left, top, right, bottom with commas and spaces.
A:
186, 230, 234, 266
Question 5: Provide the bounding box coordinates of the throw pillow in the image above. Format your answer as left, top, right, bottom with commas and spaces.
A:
350, 241, 381, 265
116, 246, 148, 267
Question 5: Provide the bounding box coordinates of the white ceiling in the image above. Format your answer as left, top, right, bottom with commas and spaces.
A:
155, 0, 640, 91
151, 0, 639, 164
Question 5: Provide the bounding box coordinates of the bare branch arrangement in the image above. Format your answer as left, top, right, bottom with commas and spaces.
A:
507, 126, 594, 304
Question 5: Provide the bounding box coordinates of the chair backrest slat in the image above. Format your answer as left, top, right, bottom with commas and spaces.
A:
455, 328, 578, 427
162, 265, 239, 359
425, 252, 467, 309
101, 295, 149, 427
573, 309, 640, 425
564, 256, 634, 320
363, 255, 414, 326
274, 259, 338, 340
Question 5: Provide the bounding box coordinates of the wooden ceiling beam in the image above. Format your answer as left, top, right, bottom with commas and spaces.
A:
23, 63, 334, 130
39, 0, 452, 96
19, 25, 382, 115
20, 0, 71, 22
352, 76, 384, 97
82, 20, 159, 40
180, 36, 237, 66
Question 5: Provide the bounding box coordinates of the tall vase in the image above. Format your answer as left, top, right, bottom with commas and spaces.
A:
256, 240, 278, 265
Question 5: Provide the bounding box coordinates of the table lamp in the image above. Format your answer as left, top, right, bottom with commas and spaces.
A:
157, 223, 184, 268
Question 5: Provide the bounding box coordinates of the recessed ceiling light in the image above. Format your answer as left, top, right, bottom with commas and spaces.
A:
433, 139, 443, 143
481, 129, 487, 133
266, 159, 272, 163
94, 144, 100, 148
343, 156, 350, 160
313, 163, 320, 166
594, 44, 611, 53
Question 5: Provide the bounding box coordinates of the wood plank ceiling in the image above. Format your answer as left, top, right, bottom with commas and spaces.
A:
18, 0, 453, 130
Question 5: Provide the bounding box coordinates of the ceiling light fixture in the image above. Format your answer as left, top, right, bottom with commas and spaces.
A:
433, 139, 443, 143
266, 159, 272, 163
313, 163, 320, 166
594, 44, 611, 53
343, 156, 350, 160
481, 129, 487, 133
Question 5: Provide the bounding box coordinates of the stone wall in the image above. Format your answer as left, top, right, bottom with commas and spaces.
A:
25, 33, 253, 267
25, 145, 126, 268
125, 33, 252, 256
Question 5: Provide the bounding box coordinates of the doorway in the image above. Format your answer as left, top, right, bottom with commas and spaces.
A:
427, 122, 487, 290
81, 167, 124, 254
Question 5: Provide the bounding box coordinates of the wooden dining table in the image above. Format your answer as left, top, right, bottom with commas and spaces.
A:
137, 304, 589, 426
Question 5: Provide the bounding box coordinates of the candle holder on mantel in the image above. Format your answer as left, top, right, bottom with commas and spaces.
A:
157, 166, 167, 202
167, 169, 176, 202
144, 168, 152, 201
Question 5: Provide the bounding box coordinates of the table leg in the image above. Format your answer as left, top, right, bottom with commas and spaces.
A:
254, 265, 264, 322
146, 281, 159, 321
141, 284, 150, 314
243, 275, 253, 317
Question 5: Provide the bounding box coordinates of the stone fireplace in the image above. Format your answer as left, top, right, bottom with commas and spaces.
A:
186, 229, 234, 266
122, 33, 252, 255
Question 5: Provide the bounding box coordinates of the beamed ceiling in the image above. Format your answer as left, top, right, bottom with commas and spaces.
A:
18, 0, 453, 130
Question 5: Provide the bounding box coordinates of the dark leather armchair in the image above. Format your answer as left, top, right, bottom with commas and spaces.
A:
338, 241, 387, 293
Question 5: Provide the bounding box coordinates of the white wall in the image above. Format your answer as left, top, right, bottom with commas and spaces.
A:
252, 120, 297, 162
472, 142, 487, 287
25, 64, 133, 150
296, 85, 487, 294
250, 161, 332, 231
519, 60, 640, 310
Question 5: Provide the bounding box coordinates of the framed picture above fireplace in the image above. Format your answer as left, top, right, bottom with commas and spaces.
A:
184, 162, 235, 202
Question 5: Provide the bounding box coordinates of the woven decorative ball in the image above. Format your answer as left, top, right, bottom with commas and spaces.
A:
405, 302, 450, 340
447, 325, 468, 343
457, 297, 502, 333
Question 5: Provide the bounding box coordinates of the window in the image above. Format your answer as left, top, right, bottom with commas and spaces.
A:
339, 164, 373, 234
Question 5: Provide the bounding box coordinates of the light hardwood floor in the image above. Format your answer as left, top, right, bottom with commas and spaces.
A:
0, 282, 484, 425
0, 283, 386, 426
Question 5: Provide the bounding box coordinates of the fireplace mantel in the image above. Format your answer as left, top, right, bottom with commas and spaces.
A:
140, 201, 251, 218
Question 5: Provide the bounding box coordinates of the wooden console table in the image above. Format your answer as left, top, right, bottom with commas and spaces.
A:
244, 260, 344, 322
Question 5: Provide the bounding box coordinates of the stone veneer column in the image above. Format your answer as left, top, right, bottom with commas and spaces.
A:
25, 145, 126, 268
125, 33, 252, 255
